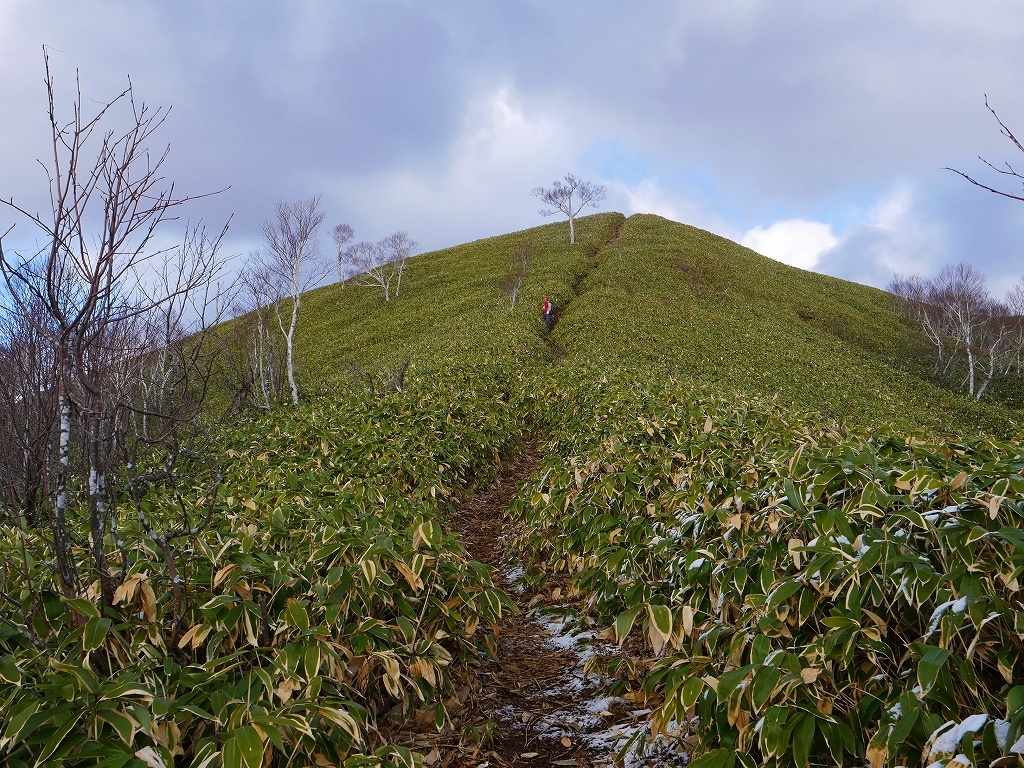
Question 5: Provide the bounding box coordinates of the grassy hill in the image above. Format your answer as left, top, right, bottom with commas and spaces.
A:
4, 211, 1022, 768
294, 211, 1014, 435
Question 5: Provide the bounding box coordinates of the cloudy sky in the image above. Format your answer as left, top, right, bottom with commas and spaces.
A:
2, 1, 1024, 295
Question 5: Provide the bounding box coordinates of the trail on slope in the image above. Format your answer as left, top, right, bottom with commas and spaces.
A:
545, 220, 626, 359
399, 445, 667, 768
397, 223, 677, 767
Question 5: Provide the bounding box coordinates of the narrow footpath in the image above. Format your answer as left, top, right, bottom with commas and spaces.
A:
398, 445, 671, 768
396, 221, 673, 767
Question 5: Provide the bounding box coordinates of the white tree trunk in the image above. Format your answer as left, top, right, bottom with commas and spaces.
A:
56, 394, 70, 518
286, 294, 300, 404
966, 347, 976, 397
394, 258, 406, 297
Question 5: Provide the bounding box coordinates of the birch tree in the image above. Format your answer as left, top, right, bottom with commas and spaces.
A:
499, 244, 532, 312
890, 264, 1024, 399
347, 230, 419, 301
256, 196, 328, 404
332, 223, 354, 283
532, 173, 607, 245
222, 261, 285, 410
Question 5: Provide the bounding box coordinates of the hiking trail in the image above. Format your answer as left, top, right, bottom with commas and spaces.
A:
542, 220, 626, 362
393, 443, 682, 767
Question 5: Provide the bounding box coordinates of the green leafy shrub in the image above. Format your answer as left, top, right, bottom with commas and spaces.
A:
0, 367, 530, 767
511, 371, 1024, 767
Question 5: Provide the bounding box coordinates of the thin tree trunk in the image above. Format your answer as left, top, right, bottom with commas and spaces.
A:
967, 347, 976, 397
286, 293, 300, 404
53, 392, 79, 604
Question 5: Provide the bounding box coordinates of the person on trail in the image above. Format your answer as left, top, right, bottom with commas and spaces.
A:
542, 295, 554, 331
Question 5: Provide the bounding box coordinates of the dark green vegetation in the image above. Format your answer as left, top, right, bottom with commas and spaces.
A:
2, 213, 1022, 767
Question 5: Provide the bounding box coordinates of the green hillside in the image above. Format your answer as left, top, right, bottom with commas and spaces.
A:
294, 211, 1013, 434
4, 212, 1023, 768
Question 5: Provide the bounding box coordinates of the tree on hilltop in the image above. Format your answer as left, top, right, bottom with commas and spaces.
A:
532, 173, 606, 245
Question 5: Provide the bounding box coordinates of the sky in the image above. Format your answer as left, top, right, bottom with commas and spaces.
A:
2, 0, 1024, 297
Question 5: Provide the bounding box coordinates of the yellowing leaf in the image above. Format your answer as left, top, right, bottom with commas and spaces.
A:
866, 743, 888, 768
394, 560, 424, 592
800, 667, 820, 684
134, 746, 167, 768
788, 538, 804, 569
647, 604, 673, 656
275, 677, 301, 704
990, 494, 1004, 518
682, 605, 694, 636
409, 659, 437, 687
140, 581, 157, 623
113, 575, 142, 605
213, 564, 237, 588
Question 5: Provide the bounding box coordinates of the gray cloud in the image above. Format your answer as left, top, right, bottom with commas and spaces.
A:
2, 0, 1024, 287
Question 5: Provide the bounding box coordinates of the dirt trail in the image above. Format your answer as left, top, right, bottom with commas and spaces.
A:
399, 444, 660, 768
393, 445, 622, 767
454, 445, 590, 767
545, 219, 627, 358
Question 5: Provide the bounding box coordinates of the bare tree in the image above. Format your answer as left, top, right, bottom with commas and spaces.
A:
332, 223, 354, 283
347, 230, 419, 301
499, 243, 532, 312
219, 260, 286, 410
255, 196, 327, 404
947, 96, 1024, 201
890, 264, 1024, 399
0, 51, 230, 617
532, 173, 606, 245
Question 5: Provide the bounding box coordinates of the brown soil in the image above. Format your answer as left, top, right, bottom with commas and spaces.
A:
454, 445, 595, 767
391, 445, 617, 767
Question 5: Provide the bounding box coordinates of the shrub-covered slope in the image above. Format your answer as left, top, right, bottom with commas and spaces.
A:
294, 211, 1013, 434
553, 214, 1010, 433
3, 212, 1021, 768
292, 213, 624, 382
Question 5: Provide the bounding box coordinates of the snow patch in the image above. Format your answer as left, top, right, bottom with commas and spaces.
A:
495, 604, 691, 766
926, 714, 988, 759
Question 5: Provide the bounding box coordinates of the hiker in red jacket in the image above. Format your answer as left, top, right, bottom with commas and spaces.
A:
542, 296, 554, 331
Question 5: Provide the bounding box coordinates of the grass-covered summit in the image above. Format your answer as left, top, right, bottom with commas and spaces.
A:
294, 211, 1014, 434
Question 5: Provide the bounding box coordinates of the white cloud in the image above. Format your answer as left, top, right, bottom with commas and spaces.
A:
326, 86, 576, 248
740, 219, 838, 270
805, 184, 953, 287
609, 178, 740, 240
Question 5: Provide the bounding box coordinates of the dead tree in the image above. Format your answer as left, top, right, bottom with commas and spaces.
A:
532, 173, 606, 245
0, 51, 230, 616
499, 244, 532, 312
255, 196, 328, 405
